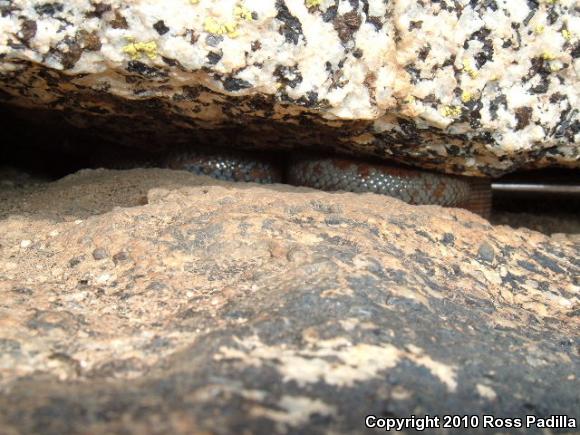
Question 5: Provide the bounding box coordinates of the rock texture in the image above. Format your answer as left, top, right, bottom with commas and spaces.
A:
0, 169, 578, 433
0, 0, 578, 176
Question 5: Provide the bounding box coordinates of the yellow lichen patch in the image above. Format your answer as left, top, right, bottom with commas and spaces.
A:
203, 17, 224, 34
122, 41, 158, 60
441, 105, 462, 118
461, 90, 475, 103
204, 17, 240, 38
542, 51, 557, 61
234, 5, 253, 20
202, 2, 254, 38
562, 29, 572, 41
534, 24, 545, 35
305, 0, 322, 7
462, 59, 479, 79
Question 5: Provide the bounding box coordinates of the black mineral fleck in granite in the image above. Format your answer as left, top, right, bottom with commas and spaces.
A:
153, 20, 170, 35
34, 2, 64, 16
276, 0, 303, 45
222, 77, 252, 92
127, 61, 168, 79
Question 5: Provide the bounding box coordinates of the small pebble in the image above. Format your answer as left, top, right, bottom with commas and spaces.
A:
20, 240, 32, 248
68, 256, 84, 268
477, 242, 495, 263
113, 251, 129, 264
92, 248, 108, 260
441, 232, 455, 246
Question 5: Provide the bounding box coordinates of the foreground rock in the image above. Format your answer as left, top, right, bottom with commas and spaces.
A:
0, 169, 578, 434
0, 1, 578, 176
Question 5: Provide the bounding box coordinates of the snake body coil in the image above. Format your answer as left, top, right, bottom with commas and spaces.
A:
288, 159, 470, 207
163, 151, 491, 218
166, 150, 282, 184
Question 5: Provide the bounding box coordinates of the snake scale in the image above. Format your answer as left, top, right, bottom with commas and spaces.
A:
162, 149, 492, 218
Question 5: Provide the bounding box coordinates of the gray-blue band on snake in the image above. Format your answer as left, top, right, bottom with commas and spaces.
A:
163, 150, 492, 218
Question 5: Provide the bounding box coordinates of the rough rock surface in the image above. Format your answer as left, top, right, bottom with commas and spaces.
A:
0, 1, 579, 176
0, 169, 578, 434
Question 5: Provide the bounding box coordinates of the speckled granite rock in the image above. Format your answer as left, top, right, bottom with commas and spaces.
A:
0, 169, 578, 434
0, 1, 578, 176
